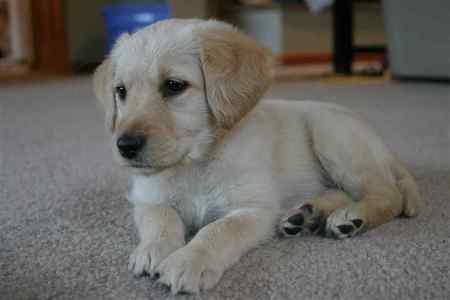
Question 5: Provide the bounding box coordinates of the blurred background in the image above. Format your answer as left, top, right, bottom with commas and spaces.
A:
1, 0, 449, 81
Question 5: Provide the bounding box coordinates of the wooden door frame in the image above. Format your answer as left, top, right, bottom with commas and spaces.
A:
31, 0, 70, 73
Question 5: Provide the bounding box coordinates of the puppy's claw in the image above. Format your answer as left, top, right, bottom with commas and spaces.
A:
152, 272, 160, 280
156, 277, 171, 291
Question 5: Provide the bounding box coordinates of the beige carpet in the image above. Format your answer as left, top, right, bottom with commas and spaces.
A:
1, 77, 449, 299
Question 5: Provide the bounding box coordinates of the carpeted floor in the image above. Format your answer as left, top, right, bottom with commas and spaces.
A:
1, 77, 449, 300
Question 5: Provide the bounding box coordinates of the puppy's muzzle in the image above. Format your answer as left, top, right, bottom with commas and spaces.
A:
117, 133, 146, 159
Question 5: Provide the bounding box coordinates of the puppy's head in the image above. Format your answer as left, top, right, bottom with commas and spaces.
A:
93, 19, 273, 173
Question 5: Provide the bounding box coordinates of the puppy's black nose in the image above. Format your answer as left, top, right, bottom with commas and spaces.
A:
116, 134, 146, 159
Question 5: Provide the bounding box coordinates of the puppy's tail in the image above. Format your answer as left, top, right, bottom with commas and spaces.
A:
393, 161, 423, 217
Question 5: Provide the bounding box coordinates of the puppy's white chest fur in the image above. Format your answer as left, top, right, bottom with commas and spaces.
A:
129, 166, 241, 230
129, 100, 330, 230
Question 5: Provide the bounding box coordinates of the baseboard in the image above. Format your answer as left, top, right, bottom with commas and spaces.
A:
279, 52, 385, 65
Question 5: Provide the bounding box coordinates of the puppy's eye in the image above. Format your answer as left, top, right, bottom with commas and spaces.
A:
115, 85, 127, 102
161, 79, 188, 98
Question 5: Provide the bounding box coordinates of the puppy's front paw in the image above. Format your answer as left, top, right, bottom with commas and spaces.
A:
155, 245, 224, 294
326, 207, 365, 239
128, 240, 184, 277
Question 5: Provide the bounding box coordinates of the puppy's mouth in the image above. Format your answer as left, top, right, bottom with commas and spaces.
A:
122, 162, 163, 171
121, 154, 188, 174
119, 163, 163, 176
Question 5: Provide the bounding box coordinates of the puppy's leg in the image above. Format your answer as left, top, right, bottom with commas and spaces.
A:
128, 204, 186, 276
280, 189, 353, 237
393, 161, 422, 217
155, 208, 277, 294
326, 176, 403, 238
307, 107, 421, 239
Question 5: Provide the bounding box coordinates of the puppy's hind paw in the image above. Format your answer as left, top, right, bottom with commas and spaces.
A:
326, 207, 365, 239
279, 203, 325, 237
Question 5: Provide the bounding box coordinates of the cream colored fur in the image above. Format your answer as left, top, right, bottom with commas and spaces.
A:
93, 19, 422, 294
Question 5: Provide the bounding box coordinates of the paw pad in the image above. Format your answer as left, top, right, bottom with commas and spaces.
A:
326, 207, 365, 239
336, 224, 354, 234
286, 213, 304, 226
283, 226, 303, 235
280, 203, 324, 237
335, 218, 363, 235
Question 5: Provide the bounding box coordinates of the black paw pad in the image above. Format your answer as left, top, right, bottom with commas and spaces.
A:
280, 203, 326, 236
178, 290, 191, 295
351, 219, 363, 228
336, 224, 354, 234
283, 226, 303, 235
287, 213, 304, 226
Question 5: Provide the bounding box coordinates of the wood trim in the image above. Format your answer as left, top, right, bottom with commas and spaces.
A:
31, 0, 70, 73
280, 53, 331, 65
279, 52, 385, 66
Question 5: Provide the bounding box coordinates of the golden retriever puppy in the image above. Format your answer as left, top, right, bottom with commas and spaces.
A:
93, 19, 422, 294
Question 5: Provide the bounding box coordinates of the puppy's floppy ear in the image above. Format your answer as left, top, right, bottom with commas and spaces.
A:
93, 58, 116, 131
197, 21, 274, 129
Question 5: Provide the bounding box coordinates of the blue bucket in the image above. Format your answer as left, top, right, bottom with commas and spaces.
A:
102, 4, 170, 52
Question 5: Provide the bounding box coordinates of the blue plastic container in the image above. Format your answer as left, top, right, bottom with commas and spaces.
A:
102, 4, 170, 52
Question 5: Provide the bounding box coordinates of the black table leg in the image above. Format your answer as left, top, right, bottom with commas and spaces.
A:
333, 0, 353, 74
